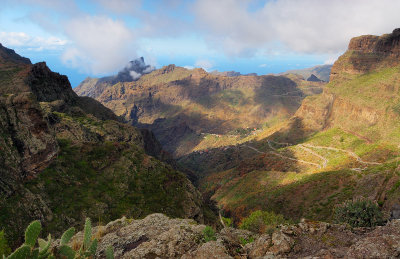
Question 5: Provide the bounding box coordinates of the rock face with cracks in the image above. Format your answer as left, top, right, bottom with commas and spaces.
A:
57, 214, 400, 258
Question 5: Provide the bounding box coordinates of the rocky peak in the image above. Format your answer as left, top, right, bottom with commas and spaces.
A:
27, 62, 78, 104
102, 57, 155, 84
160, 64, 176, 74
348, 28, 400, 55
331, 28, 400, 81
0, 43, 31, 65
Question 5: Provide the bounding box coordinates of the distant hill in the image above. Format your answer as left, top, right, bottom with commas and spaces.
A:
281, 64, 332, 82
307, 74, 323, 82
75, 65, 325, 157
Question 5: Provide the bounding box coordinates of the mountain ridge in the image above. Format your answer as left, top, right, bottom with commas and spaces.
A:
75, 62, 326, 157
0, 44, 213, 247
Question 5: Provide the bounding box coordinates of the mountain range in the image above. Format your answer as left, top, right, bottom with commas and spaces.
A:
1, 28, 400, 258
75, 28, 400, 224
75, 62, 325, 157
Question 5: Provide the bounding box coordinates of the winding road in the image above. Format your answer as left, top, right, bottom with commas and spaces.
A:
301, 143, 381, 165
244, 139, 381, 170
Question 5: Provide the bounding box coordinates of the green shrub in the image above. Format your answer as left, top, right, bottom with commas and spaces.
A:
221, 216, 232, 227
334, 199, 384, 227
202, 226, 217, 242
239, 236, 254, 246
0, 230, 11, 257
239, 210, 287, 234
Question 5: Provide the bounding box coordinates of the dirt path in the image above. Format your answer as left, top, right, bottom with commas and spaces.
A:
302, 143, 382, 165
298, 144, 329, 168
245, 139, 381, 170
244, 142, 321, 168
268, 140, 328, 168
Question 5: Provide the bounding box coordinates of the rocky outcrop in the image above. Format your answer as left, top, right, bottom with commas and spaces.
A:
330, 28, 400, 81
27, 62, 78, 104
0, 93, 58, 184
57, 214, 400, 258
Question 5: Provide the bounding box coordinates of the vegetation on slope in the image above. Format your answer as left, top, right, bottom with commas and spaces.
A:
0, 109, 206, 247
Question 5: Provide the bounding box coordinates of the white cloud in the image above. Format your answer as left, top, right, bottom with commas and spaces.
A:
184, 65, 194, 70
194, 59, 214, 71
129, 71, 141, 80
61, 15, 137, 74
95, 0, 142, 14
259, 64, 267, 68
193, 0, 400, 55
0, 31, 67, 50
324, 54, 341, 65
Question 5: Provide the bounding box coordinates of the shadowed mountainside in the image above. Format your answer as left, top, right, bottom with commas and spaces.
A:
75, 65, 325, 157
0, 44, 214, 247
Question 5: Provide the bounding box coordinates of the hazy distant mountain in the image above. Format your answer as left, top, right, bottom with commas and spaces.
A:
210, 70, 258, 77
210, 70, 241, 76
281, 64, 332, 82
306, 74, 323, 82
75, 57, 155, 98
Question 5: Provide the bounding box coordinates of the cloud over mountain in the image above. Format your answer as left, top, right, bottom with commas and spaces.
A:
61, 15, 137, 74
193, 0, 400, 55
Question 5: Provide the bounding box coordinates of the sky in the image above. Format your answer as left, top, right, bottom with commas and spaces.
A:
1, 0, 400, 87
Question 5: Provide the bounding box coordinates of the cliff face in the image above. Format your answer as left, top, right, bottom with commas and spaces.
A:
330, 28, 400, 81
296, 28, 400, 143
0, 44, 209, 247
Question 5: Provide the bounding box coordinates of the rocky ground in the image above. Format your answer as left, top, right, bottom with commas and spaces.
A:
59, 213, 400, 258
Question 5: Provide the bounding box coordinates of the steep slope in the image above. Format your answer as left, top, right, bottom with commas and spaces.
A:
179, 29, 400, 223
296, 28, 400, 142
76, 65, 325, 156
0, 45, 210, 247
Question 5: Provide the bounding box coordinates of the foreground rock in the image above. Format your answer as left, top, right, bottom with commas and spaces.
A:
60, 214, 400, 258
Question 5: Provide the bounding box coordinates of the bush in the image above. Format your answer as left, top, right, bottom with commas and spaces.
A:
202, 226, 217, 242
239, 236, 254, 246
334, 199, 384, 227
221, 216, 232, 228
239, 210, 287, 234
0, 230, 11, 257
